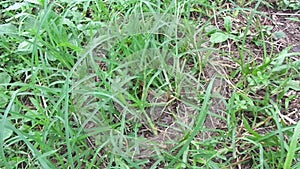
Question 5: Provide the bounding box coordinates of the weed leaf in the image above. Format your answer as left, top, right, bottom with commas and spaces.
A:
286, 80, 300, 91
272, 31, 286, 40
0, 72, 11, 84
3, 3, 25, 11
272, 47, 292, 66
0, 120, 13, 142
210, 32, 228, 43
224, 16, 232, 32
0, 23, 17, 35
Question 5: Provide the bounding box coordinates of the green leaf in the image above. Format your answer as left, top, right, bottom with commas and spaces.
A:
271, 47, 292, 66
286, 17, 300, 22
25, 0, 42, 5
286, 80, 300, 91
0, 96, 9, 108
272, 31, 286, 40
242, 115, 262, 138
284, 121, 300, 169
0, 72, 11, 108
3, 3, 25, 11
0, 120, 13, 141
0, 23, 17, 35
210, 32, 228, 43
204, 25, 219, 35
271, 65, 289, 72
224, 16, 232, 32
0, 72, 11, 84
17, 40, 34, 53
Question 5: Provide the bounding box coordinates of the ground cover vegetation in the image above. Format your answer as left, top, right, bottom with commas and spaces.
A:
0, 0, 300, 168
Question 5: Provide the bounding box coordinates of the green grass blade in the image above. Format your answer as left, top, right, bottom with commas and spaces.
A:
167, 77, 215, 167
284, 121, 300, 169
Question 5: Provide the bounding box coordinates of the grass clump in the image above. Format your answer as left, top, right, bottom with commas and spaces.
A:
1, 0, 300, 168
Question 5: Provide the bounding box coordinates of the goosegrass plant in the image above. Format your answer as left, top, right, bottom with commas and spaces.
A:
1, 0, 300, 168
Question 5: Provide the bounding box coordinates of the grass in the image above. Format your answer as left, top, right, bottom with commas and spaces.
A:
1, 0, 300, 168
